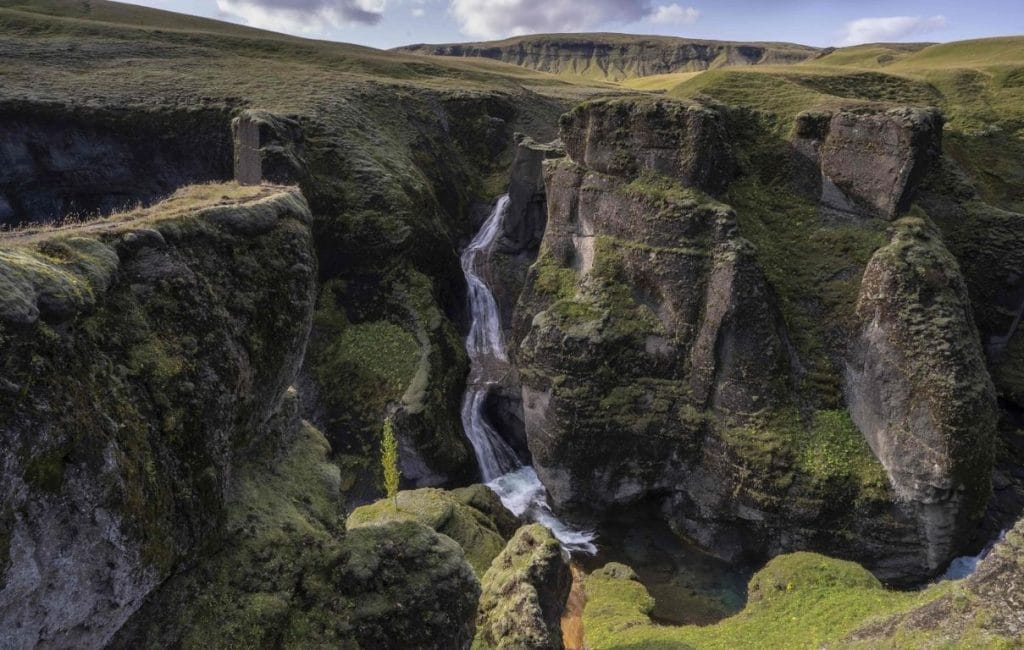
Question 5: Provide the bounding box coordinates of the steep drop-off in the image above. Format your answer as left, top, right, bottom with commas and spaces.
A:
0, 185, 317, 647
509, 96, 997, 583
0, 101, 235, 226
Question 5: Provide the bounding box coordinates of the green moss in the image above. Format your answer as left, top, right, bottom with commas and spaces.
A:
723, 408, 890, 502
726, 179, 887, 407
311, 295, 420, 423
583, 553, 949, 650
533, 247, 578, 300
474, 524, 566, 650
347, 487, 511, 577
113, 421, 480, 649
625, 170, 707, 206
23, 447, 67, 494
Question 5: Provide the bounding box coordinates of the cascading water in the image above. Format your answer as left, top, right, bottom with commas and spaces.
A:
460, 194, 597, 554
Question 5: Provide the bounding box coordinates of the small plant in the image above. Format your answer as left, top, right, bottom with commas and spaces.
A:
380, 416, 401, 510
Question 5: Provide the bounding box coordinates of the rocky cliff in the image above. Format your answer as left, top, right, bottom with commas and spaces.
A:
397, 34, 818, 82
0, 101, 234, 227
0, 185, 317, 647
510, 96, 996, 583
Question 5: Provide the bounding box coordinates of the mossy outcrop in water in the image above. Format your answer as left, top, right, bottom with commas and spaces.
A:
0, 185, 317, 648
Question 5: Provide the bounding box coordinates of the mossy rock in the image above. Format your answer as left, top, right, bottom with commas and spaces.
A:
347, 486, 515, 576
474, 524, 571, 650
112, 421, 481, 650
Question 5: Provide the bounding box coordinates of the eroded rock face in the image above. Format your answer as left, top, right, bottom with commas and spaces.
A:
474, 524, 571, 650
794, 108, 943, 220
559, 98, 735, 193
396, 37, 818, 82
490, 135, 565, 333
0, 187, 317, 648
846, 217, 996, 571
510, 98, 995, 584
516, 157, 795, 513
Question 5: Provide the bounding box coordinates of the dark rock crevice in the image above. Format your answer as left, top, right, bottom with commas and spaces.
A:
0, 101, 237, 227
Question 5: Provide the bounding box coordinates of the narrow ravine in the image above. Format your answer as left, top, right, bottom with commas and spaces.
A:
461, 194, 597, 554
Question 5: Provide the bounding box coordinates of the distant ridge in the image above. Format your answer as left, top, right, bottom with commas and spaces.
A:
395, 33, 820, 82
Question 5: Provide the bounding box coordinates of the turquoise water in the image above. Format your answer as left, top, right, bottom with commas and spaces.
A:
579, 515, 751, 626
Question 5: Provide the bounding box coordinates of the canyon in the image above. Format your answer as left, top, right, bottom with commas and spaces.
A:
1, 1, 1023, 648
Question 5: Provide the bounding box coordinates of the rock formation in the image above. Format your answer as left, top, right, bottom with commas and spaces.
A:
346, 484, 517, 576
792, 108, 944, 219
474, 524, 571, 649
511, 96, 996, 583
846, 217, 996, 571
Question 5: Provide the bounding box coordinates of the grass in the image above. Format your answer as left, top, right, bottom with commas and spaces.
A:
725, 179, 887, 406
583, 554, 953, 650
1, 182, 287, 241
620, 71, 705, 91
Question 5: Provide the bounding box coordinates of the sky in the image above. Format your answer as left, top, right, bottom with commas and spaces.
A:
127, 0, 1024, 50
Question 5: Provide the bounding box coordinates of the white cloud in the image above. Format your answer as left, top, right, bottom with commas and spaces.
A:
839, 15, 947, 46
216, 0, 386, 33
450, 0, 656, 40
649, 4, 699, 26
412, 7, 425, 16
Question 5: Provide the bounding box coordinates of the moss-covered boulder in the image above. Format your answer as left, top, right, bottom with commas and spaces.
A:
0, 185, 317, 648
112, 417, 481, 649
347, 485, 516, 576
474, 524, 571, 650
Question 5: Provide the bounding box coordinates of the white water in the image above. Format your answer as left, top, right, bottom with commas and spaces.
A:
941, 529, 1006, 581
460, 195, 596, 554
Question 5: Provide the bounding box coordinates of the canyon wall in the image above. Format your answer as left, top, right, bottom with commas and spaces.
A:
510, 97, 998, 582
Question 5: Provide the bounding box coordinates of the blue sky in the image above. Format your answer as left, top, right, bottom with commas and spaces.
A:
128, 0, 1023, 50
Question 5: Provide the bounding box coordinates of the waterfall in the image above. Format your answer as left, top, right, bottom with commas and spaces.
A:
460, 194, 596, 554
